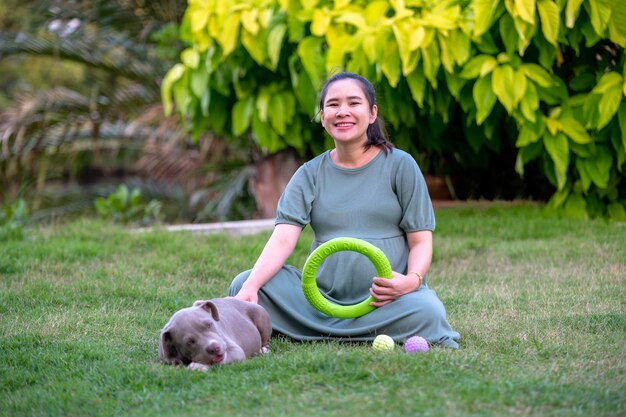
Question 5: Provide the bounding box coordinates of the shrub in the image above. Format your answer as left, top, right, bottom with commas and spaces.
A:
0, 198, 28, 240
162, 0, 625, 220
94, 185, 162, 225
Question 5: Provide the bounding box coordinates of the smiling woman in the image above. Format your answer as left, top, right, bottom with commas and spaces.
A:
227, 72, 459, 347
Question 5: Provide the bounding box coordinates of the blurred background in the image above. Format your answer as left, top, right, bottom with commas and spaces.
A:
1, 0, 623, 229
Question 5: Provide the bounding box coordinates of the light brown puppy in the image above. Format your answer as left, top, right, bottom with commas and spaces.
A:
159, 298, 272, 371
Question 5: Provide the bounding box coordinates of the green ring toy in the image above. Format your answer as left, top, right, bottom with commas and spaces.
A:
301, 237, 393, 319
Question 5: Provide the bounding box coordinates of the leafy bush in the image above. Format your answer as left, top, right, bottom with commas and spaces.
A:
162, 0, 625, 220
94, 185, 162, 225
0, 198, 28, 240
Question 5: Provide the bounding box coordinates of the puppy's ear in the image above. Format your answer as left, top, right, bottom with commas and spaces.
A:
197, 301, 220, 321
159, 328, 184, 366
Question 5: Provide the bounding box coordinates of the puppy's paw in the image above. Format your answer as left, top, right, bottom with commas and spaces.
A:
260, 346, 270, 355
188, 362, 210, 372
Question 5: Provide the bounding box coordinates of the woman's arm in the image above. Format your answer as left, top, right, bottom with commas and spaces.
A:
234, 223, 303, 303
369, 230, 433, 307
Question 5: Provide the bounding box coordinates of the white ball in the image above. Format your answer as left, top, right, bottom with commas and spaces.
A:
372, 334, 395, 352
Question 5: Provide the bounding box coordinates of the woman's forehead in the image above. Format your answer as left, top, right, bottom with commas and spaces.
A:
324, 79, 366, 101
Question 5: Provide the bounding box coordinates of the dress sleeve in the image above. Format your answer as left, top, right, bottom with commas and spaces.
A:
275, 163, 315, 227
395, 152, 436, 232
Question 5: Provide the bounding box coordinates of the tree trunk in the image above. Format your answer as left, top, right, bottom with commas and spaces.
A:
248, 149, 303, 219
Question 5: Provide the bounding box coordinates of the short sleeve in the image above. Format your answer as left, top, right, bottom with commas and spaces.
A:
275, 163, 316, 227
394, 152, 435, 232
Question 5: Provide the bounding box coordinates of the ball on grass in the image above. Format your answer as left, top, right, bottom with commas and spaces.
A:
372, 334, 395, 352
404, 336, 429, 353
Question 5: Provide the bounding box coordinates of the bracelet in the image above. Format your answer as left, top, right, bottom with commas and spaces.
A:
408, 271, 423, 288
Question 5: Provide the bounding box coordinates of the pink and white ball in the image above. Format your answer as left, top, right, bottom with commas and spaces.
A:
404, 336, 429, 353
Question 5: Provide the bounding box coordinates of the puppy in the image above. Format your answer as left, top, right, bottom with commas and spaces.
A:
159, 298, 272, 371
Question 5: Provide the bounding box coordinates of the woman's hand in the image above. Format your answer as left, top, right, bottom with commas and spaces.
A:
234, 285, 259, 304
369, 271, 421, 307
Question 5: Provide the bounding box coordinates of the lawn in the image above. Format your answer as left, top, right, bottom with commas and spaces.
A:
1, 203, 624, 417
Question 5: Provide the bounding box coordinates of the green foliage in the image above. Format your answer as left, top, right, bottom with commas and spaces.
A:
0, 198, 28, 240
94, 185, 162, 225
163, 0, 626, 220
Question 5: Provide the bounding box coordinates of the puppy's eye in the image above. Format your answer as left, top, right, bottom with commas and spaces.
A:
187, 339, 196, 346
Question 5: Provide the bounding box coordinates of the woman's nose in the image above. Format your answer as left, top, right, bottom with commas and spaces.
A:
336, 104, 349, 116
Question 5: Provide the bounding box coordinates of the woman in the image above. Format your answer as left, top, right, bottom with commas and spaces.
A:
230, 72, 459, 348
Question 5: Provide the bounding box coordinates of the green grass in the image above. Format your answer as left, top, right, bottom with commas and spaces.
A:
1, 203, 624, 417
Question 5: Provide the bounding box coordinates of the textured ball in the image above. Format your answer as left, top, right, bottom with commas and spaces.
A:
404, 336, 429, 353
372, 334, 395, 352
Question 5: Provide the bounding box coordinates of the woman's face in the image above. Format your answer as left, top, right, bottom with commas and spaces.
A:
320, 79, 377, 145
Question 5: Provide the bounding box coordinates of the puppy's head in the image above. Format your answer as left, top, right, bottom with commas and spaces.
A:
159, 301, 226, 366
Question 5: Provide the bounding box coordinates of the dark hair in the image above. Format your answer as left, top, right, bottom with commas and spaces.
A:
318, 72, 393, 154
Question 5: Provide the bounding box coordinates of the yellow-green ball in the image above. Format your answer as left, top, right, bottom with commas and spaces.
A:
372, 335, 395, 352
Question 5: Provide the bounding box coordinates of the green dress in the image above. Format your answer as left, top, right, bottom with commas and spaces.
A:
229, 149, 460, 347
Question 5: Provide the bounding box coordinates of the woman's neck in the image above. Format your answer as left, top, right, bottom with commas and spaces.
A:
330, 144, 380, 168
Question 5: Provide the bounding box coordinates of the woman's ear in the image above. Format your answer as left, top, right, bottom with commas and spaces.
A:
370, 104, 378, 124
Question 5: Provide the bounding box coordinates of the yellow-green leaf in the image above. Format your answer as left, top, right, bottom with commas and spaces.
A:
519, 63, 554, 87
592, 71, 622, 94
389, 0, 407, 14
607, 0, 626, 47
607, 202, 626, 221
311, 8, 331, 36
515, 0, 536, 24
268, 24, 287, 69
256, 87, 271, 122
619, 103, 626, 151
189, 6, 210, 33
516, 117, 545, 146
492, 65, 516, 113
422, 42, 440, 88
438, 34, 455, 73
537, 0, 560, 46
365, 1, 390, 25
161, 63, 186, 116
190, 67, 209, 98
474, 74, 497, 125
559, 115, 593, 144
382, 42, 402, 87
581, 146, 612, 187
520, 81, 539, 122
459, 55, 496, 79
473, 0, 500, 37
450, 30, 471, 65
543, 131, 569, 189
335, 12, 367, 29
591, 72, 623, 128
566, 0, 584, 28
513, 69, 528, 107
241, 8, 259, 35
269, 93, 286, 135
406, 66, 427, 107
587, 0, 611, 35
181, 48, 200, 69
297, 37, 326, 90
218, 12, 241, 56
232, 96, 254, 136
545, 117, 560, 135
563, 192, 588, 219
241, 30, 266, 65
